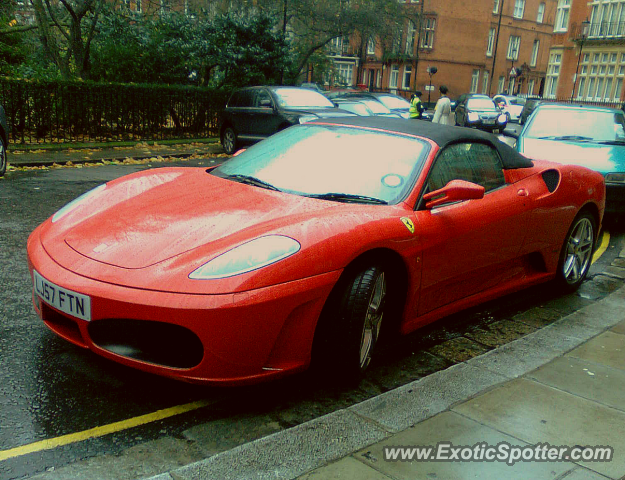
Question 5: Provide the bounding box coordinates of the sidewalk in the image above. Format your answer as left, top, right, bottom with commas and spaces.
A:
7, 140, 224, 168
144, 279, 625, 480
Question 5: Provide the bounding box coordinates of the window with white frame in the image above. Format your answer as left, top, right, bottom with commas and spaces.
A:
421, 18, 435, 49
528, 78, 535, 95
390, 65, 399, 89
589, 1, 625, 37
487, 28, 495, 56
554, 0, 570, 32
482, 71, 489, 94
498, 76, 505, 93
376, 70, 382, 88
514, 0, 525, 19
470, 70, 480, 93
576, 49, 625, 100
406, 21, 416, 54
338, 63, 353, 85
507, 36, 520, 60
537, 2, 545, 23
545, 52, 562, 98
403, 65, 412, 89
367, 37, 376, 55
331, 37, 343, 52
530, 40, 540, 67
493, 0, 500, 14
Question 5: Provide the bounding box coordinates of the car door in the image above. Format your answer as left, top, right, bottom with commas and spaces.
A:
455, 98, 467, 125
251, 88, 283, 139
414, 141, 531, 316
228, 89, 255, 140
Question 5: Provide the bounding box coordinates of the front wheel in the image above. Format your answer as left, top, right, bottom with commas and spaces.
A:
555, 212, 596, 291
0, 136, 6, 177
222, 127, 237, 155
313, 264, 387, 378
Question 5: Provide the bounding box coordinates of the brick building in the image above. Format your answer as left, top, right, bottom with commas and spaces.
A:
550, 0, 625, 102
343, 0, 557, 104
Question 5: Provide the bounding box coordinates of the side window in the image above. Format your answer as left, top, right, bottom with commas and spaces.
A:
227, 92, 241, 107
237, 90, 253, 108
255, 89, 273, 108
427, 143, 506, 194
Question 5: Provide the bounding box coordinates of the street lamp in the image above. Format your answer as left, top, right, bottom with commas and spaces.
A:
571, 18, 591, 100
427, 66, 437, 107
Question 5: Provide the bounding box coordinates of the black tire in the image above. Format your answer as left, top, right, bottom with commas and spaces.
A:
312, 264, 387, 379
222, 126, 237, 155
555, 211, 596, 292
0, 135, 6, 177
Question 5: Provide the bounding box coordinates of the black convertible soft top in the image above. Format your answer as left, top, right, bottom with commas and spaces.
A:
309, 116, 533, 170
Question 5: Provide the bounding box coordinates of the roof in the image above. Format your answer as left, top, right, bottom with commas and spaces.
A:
308, 116, 534, 170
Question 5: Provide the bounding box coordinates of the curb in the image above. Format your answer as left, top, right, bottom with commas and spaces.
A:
143, 285, 625, 480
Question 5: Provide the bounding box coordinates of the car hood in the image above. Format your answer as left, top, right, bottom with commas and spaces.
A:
283, 107, 355, 118
518, 137, 625, 175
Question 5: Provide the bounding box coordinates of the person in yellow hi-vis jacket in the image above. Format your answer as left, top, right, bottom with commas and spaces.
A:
409, 91, 425, 119
432, 85, 451, 125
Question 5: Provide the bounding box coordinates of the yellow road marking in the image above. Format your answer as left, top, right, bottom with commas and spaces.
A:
0, 399, 211, 462
592, 231, 610, 265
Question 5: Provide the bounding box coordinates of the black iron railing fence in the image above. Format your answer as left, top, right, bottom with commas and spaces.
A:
0, 78, 229, 146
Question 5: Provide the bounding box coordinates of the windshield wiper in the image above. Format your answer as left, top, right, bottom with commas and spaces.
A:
225, 174, 281, 191
536, 135, 594, 142
302, 192, 388, 205
589, 139, 625, 145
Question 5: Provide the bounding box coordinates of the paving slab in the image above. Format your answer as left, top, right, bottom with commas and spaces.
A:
297, 456, 390, 480
566, 330, 625, 371
354, 411, 574, 480
452, 378, 625, 479
610, 319, 625, 335
528, 355, 625, 413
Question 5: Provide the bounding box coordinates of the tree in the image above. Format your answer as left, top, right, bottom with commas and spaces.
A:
30, 0, 107, 80
0, 2, 29, 76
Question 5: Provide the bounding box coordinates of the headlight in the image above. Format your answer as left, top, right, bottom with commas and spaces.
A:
189, 235, 301, 280
606, 173, 625, 184
467, 112, 479, 122
52, 184, 106, 223
497, 114, 508, 123
298, 115, 318, 124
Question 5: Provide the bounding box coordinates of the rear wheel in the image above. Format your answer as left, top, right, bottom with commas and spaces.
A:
222, 127, 237, 155
555, 212, 596, 291
0, 136, 6, 177
313, 264, 387, 378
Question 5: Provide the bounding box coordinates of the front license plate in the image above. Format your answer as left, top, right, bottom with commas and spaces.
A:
33, 270, 91, 321
483, 119, 495, 124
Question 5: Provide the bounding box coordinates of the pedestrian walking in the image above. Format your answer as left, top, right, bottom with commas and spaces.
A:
409, 91, 426, 119
432, 85, 451, 125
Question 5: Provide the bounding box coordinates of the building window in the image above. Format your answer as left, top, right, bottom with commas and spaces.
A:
390, 65, 399, 89
487, 28, 495, 56
376, 70, 382, 88
421, 18, 435, 49
545, 52, 562, 98
528, 78, 535, 95
493, 0, 500, 14
514, 0, 525, 19
614, 78, 623, 100
498, 76, 505, 93
136, 0, 142, 12
530, 40, 539, 67
554, 0, 570, 32
367, 37, 376, 55
482, 71, 489, 94
537, 2, 545, 23
577, 76, 586, 98
470, 69, 480, 93
338, 63, 353, 85
331, 37, 343, 53
405, 21, 416, 55
403, 65, 412, 89
507, 36, 520, 60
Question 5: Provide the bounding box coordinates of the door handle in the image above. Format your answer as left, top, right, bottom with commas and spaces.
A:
517, 188, 529, 197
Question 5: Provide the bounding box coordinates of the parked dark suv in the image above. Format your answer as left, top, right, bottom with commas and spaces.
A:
220, 86, 354, 154
0, 104, 8, 177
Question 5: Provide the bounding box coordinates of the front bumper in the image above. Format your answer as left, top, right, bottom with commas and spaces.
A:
27, 229, 341, 385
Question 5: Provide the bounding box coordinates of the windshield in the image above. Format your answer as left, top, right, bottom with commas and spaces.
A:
211, 125, 429, 204
358, 99, 392, 114
337, 102, 372, 116
273, 88, 335, 108
524, 108, 625, 142
377, 95, 410, 110
509, 97, 526, 106
467, 98, 498, 110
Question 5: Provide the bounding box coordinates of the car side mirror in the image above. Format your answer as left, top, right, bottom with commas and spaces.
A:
423, 180, 485, 209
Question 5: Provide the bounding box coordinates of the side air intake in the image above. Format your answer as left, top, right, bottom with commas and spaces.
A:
541, 169, 560, 193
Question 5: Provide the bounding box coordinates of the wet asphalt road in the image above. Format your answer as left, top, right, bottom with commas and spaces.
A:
1, 159, 624, 480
